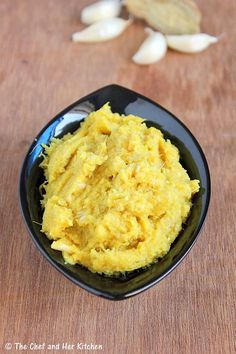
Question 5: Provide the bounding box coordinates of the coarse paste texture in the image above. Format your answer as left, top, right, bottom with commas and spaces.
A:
40, 103, 199, 275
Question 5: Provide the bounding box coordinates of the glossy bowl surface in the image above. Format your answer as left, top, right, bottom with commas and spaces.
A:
19, 84, 211, 300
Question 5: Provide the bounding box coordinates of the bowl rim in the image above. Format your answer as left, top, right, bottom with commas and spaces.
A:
18, 84, 211, 300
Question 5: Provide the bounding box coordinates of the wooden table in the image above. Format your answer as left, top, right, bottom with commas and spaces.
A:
0, 1, 235, 353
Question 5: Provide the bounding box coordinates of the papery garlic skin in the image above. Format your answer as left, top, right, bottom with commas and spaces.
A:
72, 18, 132, 43
81, 0, 122, 25
132, 28, 167, 65
166, 34, 218, 53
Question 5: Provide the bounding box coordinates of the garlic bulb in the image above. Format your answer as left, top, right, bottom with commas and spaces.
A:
72, 18, 132, 43
81, 0, 122, 25
132, 28, 167, 65
166, 33, 218, 53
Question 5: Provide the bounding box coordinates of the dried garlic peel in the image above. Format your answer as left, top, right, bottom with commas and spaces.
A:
81, 0, 122, 25
166, 33, 218, 53
72, 18, 132, 43
133, 28, 167, 65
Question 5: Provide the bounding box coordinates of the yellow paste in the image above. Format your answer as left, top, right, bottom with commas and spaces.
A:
40, 103, 199, 275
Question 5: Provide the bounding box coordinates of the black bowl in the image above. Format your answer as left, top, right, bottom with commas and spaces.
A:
19, 84, 211, 300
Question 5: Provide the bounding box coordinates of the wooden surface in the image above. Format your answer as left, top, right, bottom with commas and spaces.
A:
0, 1, 235, 353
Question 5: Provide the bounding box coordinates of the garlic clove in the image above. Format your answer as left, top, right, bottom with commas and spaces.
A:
72, 18, 132, 43
81, 0, 122, 25
166, 33, 218, 53
132, 28, 167, 65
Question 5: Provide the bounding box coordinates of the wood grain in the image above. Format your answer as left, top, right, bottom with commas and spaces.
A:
0, 1, 235, 353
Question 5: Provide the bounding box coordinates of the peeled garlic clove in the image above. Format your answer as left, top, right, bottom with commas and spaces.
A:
132, 28, 167, 65
81, 0, 122, 25
166, 33, 218, 53
72, 18, 132, 43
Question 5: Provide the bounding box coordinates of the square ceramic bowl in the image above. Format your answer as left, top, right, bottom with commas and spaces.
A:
19, 84, 210, 300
